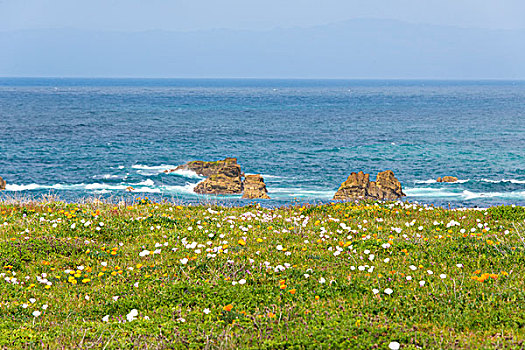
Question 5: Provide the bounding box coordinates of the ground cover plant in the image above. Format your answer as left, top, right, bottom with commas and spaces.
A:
1, 198, 525, 349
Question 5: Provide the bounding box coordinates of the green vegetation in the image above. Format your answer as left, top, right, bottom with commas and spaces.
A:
1, 199, 525, 349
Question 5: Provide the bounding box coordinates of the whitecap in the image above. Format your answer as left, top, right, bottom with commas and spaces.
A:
132, 164, 176, 176
166, 169, 203, 179
246, 173, 282, 179
404, 187, 462, 198
414, 179, 437, 184
268, 187, 335, 199
481, 178, 525, 184
5, 183, 47, 191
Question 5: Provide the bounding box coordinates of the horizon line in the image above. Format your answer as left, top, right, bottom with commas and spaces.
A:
2, 76, 525, 81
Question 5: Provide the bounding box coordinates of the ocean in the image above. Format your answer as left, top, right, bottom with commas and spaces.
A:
1, 78, 524, 207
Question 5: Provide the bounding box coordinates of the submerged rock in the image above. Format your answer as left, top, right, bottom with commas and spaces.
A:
437, 176, 458, 183
242, 174, 270, 199
0, 176, 5, 190
167, 158, 239, 177
333, 170, 405, 201
193, 162, 244, 195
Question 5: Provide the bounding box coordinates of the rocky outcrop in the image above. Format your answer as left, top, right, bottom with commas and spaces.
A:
0, 176, 5, 190
242, 175, 270, 199
193, 162, 244, 195
172, 158, 271, 198
166, 158, 239, 177
333, 170, 405, 201
437, 176, 458, 183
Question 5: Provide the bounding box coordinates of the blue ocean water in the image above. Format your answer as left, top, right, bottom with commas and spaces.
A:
1, 78, 524, 207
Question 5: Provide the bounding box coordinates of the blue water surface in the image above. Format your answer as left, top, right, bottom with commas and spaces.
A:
1, 78, 524, 207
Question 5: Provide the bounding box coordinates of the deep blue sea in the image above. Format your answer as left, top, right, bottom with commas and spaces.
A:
1, 78, 524, 207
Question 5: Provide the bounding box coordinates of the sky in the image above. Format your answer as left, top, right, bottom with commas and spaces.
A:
1, 0, 525, 32
1, 1, 525, 78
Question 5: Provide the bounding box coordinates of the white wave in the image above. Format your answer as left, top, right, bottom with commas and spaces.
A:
6, 183, 47, 191
136, 179, 155, 186
246, 173, 282, 179
162, 182, 200, 195
268, 187, 335, 199
405, 187, 525, 200
133, 187, 162, 193
132, 164, 176, 170
481, 178, 525, 184
414, 179, 437, 184
132, 164, 177, 176
166, 169, 203, 179
92, 174, 125, 180
414, 179, 469, 184
404, 188, 462, 198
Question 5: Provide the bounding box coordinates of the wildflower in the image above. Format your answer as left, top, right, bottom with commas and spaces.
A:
456, 264, 463, 268
440, 274, 446, 279
102, 315, 109, 322
389, 341, 400, 350
419, 280, 425, 286
139, 250, 150, 257
238, 279, 246, 285
126, 309, 138, 322
238, 239, 246, 246
223, 304, 233, 312
288, 289, 296, 294
319, 277, 326, 284
203, 308, 211, 315
32, 310, 41, 317
180, 258, 188, 265
384, 288, 393, 295
372, 289, 379, 294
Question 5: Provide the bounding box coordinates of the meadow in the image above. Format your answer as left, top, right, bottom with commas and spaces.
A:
1, 198, 525, 349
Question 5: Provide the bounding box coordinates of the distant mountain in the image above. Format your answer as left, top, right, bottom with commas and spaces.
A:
1, 19, 524, 78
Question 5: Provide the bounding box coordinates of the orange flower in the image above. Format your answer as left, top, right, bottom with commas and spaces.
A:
238, 239, 246, 246
315, 295, 320, 300
223, 304, 233, 312
288, 289, 296, 294
267, 312, 276, 318
280, 284, 287, 290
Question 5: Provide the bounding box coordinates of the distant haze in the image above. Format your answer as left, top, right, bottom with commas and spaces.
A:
1, 19, 524, 79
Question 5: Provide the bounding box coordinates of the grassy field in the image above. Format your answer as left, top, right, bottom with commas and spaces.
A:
1, 198, 525, 349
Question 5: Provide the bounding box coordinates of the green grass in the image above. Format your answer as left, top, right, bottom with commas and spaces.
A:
1, 199, 525, 349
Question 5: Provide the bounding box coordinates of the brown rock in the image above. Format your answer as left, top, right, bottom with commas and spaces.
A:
166, 158, 240, 177
333, 170, 405, 201
0, 176, 5, 190
376, 170, 405, 200
194, 163, 243, 195
242, 174, 270, 199
437, 176, 458, 183
333, 171, 370, 200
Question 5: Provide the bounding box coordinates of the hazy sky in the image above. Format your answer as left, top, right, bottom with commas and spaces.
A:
1, 0, 525, 32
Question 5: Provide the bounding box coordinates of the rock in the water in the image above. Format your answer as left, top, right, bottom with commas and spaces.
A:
333, 170, 405, 201
437, 176, 458, 183
194, 162, 243, 195
242, 174, 270, 199
0, 176, 5, 190
167, 158, 239, 177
